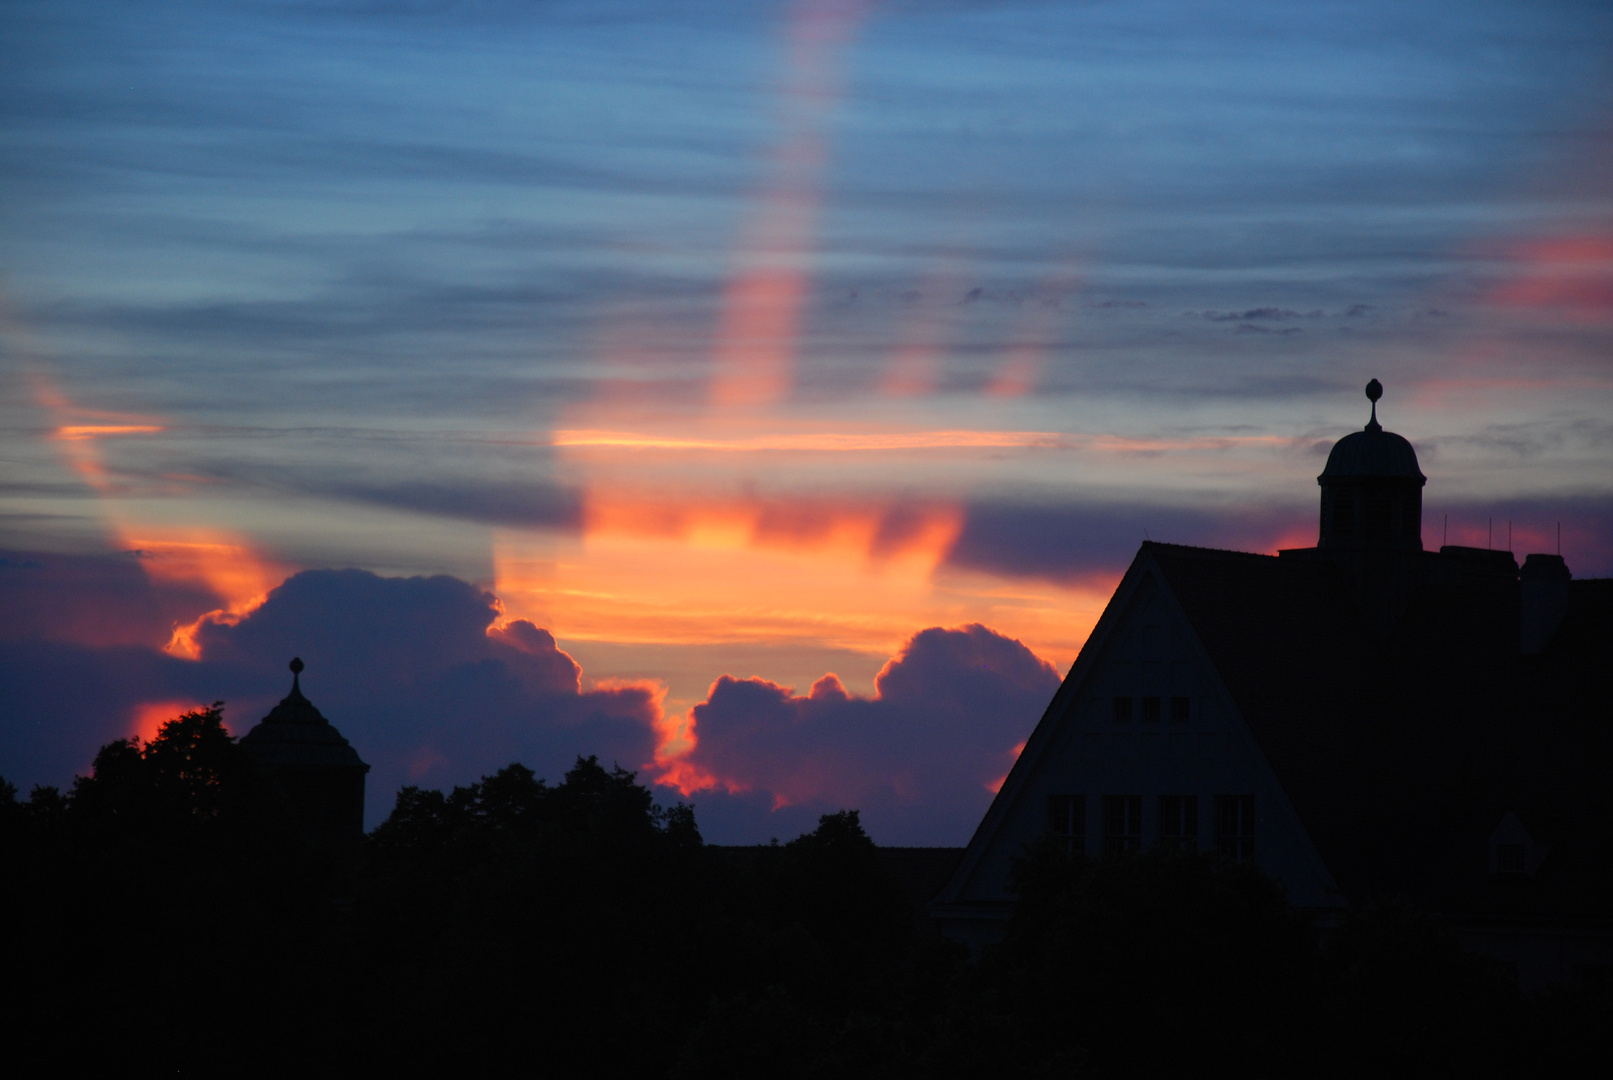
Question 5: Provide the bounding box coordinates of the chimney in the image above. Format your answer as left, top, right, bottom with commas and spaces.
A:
1520, 553, 1571, 656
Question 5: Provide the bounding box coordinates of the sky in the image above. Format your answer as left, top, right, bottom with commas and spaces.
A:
2, 0, 1611, 844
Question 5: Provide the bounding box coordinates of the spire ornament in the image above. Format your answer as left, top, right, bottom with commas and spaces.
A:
1365, 378, 1383, 432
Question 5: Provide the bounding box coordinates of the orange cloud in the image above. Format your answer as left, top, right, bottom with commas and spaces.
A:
493, 490, 1105, 696
552, 428, 1066, 452
110, 529, 293, 659
26, 376, 166, 494
54, 424, 165, 441
128, 700, 212, 744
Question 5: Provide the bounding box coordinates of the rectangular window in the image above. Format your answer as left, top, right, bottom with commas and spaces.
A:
1140, 696, 1162, 723
1047, 795, 1085, 854
1496, 844, 1526, 874
1170, 696, 1191, 724
1215, 795, 1255, 862
1104, 795, 1142, 855
1112, 696, 1133, 724
1158, 796, 1198, 853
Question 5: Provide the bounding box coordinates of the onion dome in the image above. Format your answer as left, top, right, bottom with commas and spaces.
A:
1319, 379, 1426, 483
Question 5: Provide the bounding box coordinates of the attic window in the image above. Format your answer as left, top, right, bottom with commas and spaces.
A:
1496, 844, 1526, 874
1112, 696, 1132, 724
1047, 795, 1084, 854
1141, 696, 1162, 723
1170, 696, 1190, 723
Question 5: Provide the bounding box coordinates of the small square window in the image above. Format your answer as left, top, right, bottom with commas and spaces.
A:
1047, 795, 1085, 854
1141, 696, 1161, 723
1112, 696, 1133, 724
1170, 696, 1190, 724
1497, 844, 1526, 874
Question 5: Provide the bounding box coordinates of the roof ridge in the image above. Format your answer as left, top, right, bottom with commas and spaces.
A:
1143, 540, 1275, 560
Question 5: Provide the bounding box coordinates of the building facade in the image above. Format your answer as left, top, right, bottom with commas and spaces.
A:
931, 384, 1613, 988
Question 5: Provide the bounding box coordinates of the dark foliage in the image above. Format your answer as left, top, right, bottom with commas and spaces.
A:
985, 837, 1321, 1076
5, 715, 1610, 1077
3, 706, 345, 1074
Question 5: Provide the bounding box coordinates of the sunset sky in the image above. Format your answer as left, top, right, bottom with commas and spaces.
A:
3, 0, 1611, 843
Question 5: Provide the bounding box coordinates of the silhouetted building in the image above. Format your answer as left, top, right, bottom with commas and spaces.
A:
239, 658, 370, 844
932, 382, 1613, 989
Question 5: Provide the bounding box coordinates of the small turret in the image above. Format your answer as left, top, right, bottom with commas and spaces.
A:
1317, 379, 1426, 551
239, 658, 370, 843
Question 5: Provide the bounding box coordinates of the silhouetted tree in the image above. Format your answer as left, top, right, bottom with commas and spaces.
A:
355, 757, 713, 1076
671, 810, 917, 1078
8, 736, 1602, 1077
4, 705, 348, 1075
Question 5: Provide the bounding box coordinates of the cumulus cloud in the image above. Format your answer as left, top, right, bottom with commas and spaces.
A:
0, 556, 1071, 843
0, 562, 662, 826
661, 624, 1061, 845
190, 569, 662, 820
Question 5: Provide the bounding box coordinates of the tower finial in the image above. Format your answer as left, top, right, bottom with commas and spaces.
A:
289, 656, 304, 695
1365, 378, 1383, 432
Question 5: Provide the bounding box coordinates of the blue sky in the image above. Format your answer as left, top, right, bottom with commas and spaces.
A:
3, 0, 1611, 841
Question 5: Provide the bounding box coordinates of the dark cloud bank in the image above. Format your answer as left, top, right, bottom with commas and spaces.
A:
0, 554, 1057, 844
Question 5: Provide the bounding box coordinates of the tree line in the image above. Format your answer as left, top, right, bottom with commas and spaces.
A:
4, 704, 1606, 1076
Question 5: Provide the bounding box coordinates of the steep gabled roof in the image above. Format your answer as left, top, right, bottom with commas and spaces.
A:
1152, 542, 1613, 919
937, 541, 1613, 924
1144, 543, 1371, 891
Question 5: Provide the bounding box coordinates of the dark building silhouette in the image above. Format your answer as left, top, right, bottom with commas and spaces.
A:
932, 382, 1613, 988
239, 658, 370, 843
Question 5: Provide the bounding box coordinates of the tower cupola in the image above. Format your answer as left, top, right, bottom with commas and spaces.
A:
1317, 379, 1426, 550
239, 658, 370, 843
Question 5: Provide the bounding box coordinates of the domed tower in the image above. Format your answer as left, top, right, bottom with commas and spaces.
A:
239, 658, 370, 844
1317, 379, 1426, 551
